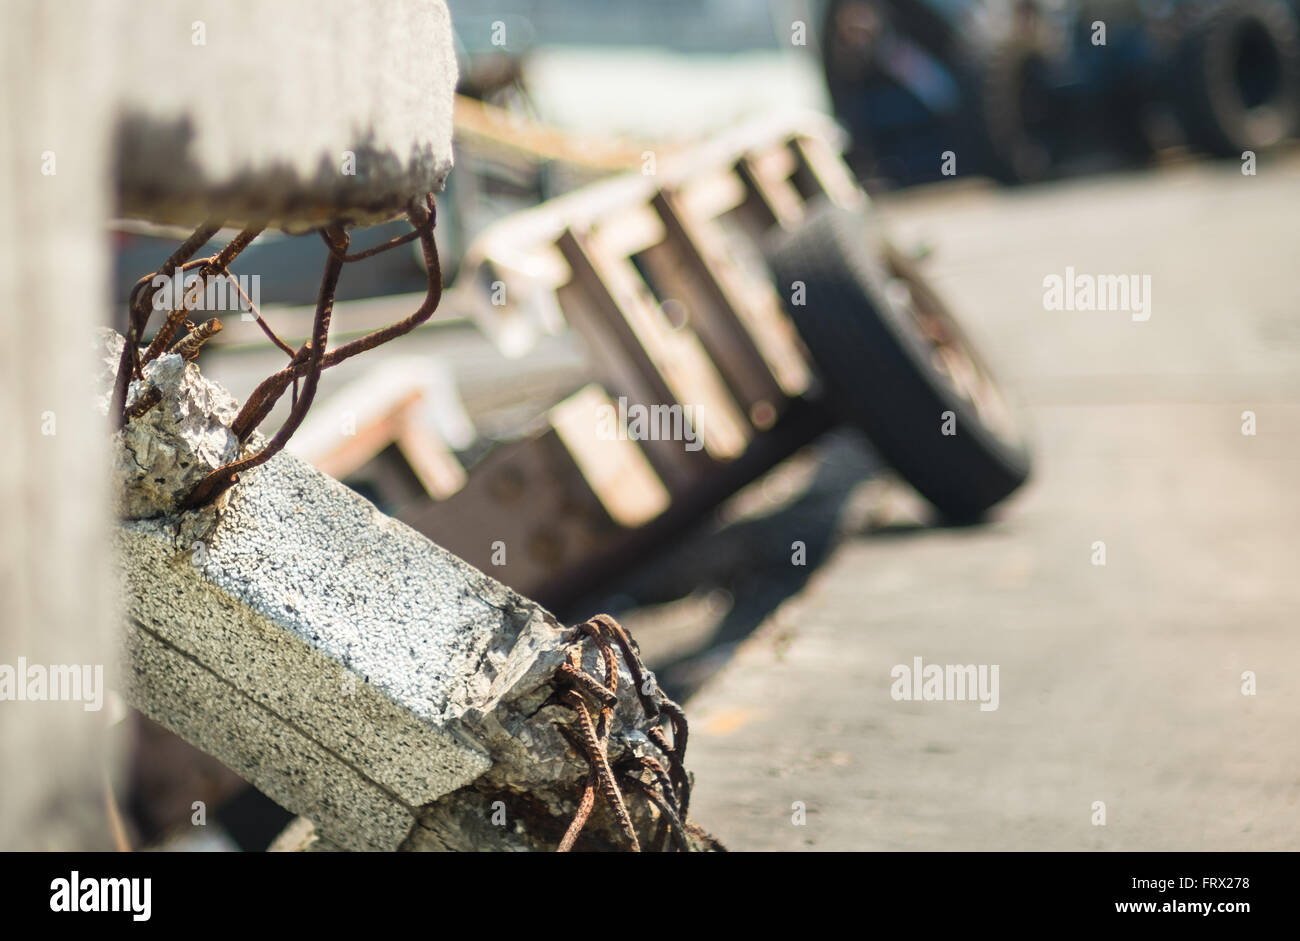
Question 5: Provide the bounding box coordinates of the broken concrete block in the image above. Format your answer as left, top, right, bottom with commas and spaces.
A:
106, 333, 710, 850
0, 0, 118, 851
107, 0, 458, 229
117, 445, 559, 850
100, 330, 242, 520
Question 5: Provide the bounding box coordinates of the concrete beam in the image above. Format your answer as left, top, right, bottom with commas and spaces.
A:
109, 0, 458, 229
0, 0, 118, 851
107, 334, 706, 850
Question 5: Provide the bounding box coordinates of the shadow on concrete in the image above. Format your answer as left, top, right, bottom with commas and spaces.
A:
561, 429, 893, 702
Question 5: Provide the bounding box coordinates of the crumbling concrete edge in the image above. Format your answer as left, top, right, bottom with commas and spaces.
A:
108, 330, 699, 850
115, 449, 584, 850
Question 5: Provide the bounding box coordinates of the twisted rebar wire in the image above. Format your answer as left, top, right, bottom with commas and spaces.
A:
553, 614, 697, 852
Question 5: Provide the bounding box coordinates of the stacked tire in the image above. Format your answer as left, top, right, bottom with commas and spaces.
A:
1168, 0, 1300, 156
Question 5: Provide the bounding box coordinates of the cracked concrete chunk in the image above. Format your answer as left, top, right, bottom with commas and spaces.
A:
116, 444, 573, 849
101, 329, 242, 519
110, 338, 709, 850
106, 347, 596, 848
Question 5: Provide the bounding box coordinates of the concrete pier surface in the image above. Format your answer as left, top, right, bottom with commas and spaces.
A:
682, 155, 1300, 850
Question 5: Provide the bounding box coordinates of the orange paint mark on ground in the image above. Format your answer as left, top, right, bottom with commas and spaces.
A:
700, 707, 764, 736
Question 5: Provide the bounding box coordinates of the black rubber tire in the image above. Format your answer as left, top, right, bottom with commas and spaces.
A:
765, 200, 1031, 520
1174, 0, 1300, 156
978, 32, 1062, 184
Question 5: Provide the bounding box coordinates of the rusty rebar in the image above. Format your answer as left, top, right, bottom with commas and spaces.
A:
626, 753, 677, 812
320, 222, 427, 263
175, 195, 440, 509
576, 619, 621, 740
561, 689, 639, 851
230, 345, 312, 442
556, 771, 597, 853
141, 226, 262, 364
179, 226, 346, 509
590, 613, 659, 717
578, 619, 620, 692
620, 771, 690, 852
310, 196, 441, 368
169, 318, 223, 361
227, 196, 440, 445
660, 701, 691, 814
124, 385, 162, 421
584, 612, 691, 814
111, 220, 222, 427
218, 265, 296, 358
557, 661, 617, 710
647, 724, 691, 818
137, 257, 218, 367
551, 614, 702, 851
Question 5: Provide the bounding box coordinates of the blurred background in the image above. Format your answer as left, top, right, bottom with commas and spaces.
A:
107, 0, 1300, 850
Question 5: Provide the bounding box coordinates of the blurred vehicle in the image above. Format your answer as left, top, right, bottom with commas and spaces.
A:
821, 0, 1300, 186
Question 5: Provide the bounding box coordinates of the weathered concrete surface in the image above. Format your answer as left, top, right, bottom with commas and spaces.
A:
109, 0, 458, 229
0, 0, 118, 851
682, 156, 1300, 850
1, 0, 456, 851
98, 331, 243, 519
116, 447, 663, 850
108, 343, 686, 850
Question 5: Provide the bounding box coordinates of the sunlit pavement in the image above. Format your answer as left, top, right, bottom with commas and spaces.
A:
685, 156, 1300, 850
